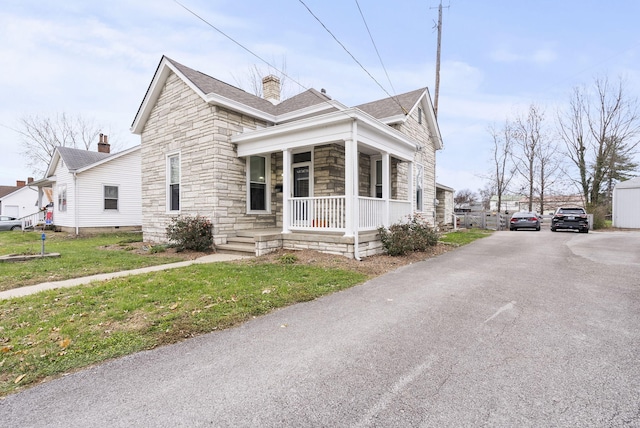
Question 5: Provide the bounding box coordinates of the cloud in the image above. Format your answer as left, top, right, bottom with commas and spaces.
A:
491, 46, 557, 65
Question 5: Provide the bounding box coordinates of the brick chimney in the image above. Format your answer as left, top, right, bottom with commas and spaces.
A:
262, 75, 280, 104
97, 133, 110, 153
16, 180, 26, 187
27, 177, 34, 184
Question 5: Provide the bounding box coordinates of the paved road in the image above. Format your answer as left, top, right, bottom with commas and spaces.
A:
2, 230, 639, 427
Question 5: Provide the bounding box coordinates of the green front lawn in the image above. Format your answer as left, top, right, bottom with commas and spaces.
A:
439, 228, 494, 246
0, 259, 366, 396
0, 232, 188, 292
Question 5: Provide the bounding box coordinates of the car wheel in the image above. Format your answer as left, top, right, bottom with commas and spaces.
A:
510, 228, 516, 231
536, 226, 541, 231
583, 228, 589, 234
550, 227, 556, 232
10, 225, 20, 231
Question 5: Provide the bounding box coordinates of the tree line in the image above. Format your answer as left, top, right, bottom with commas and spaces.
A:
456, 76, 640, 220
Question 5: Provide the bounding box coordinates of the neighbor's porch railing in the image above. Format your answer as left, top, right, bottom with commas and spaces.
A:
288, 196, 412, 232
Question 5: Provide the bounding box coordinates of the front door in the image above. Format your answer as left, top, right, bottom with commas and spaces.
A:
292, 152, 312, 226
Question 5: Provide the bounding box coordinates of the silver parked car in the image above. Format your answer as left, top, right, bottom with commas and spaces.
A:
509, 211, 541, 231
0, 215, 23, 231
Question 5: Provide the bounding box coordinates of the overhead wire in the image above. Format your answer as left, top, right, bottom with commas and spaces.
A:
354, 0, 398, 98
173, 0, 334, 108
297, 0, 408, 114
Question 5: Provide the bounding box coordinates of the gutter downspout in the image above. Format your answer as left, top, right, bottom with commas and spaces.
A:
73, 172, 79, 236
352, 119, 361, 261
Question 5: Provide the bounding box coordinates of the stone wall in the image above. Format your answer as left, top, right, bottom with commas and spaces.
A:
140, 72, 275, 244
392, 105, 439, 224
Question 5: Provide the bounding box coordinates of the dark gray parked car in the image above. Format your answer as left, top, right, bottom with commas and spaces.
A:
509, 212, 541, 231
551, 207, 589, 233
0, 215, 22, 231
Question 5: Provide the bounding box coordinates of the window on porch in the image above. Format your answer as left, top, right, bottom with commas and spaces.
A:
248, 155, 270, 212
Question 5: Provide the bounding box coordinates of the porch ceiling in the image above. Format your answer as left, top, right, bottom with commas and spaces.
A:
233, 109, 418, 161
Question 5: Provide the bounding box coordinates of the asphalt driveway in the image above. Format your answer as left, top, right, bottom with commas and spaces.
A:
2, 230, 639, 427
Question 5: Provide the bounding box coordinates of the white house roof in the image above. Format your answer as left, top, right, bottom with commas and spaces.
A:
43, 145, 141, 178
615, 177, 640, 189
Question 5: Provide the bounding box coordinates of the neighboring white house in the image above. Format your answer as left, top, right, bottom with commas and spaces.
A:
0, 179, 38, 218
489, 195, 523, 213
612, 177, 640, 229
31, 136, 142, 234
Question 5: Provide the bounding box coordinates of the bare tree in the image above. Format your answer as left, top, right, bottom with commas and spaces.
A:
454, 189, 478, 207
487, 122, 515, 214
232, 57, 299, 101
17, 113, 107, 177
510, 104, 561, 213
558, 76, 640, 206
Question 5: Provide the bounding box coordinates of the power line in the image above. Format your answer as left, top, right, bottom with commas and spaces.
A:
297, 0, 408, 114
354, 0, 398, 97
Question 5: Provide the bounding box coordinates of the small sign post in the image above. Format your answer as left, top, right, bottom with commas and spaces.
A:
41, 232, 46, 256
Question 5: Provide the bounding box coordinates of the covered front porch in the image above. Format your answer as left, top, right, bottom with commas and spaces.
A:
233, 109, 420, 258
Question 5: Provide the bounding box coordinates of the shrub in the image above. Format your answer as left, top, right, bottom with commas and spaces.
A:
165, 215, 213, 252
378, 215, 439, 256
587, 203, 608, 230
279, 253, 298, 264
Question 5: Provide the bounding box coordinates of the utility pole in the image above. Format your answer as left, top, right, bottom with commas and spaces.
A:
432, 1, 448, 118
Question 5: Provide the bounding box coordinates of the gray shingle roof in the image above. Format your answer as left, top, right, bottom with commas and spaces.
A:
355, 88, 426, 120
57, 147, 113, 171
166, 57, 333, 117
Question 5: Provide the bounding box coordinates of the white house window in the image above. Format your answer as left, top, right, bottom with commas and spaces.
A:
58, 184, 67, 212
104, 185, 118, 210
248, 155, 269, 212
168, 154, 180, 211
416, 164, 424, 211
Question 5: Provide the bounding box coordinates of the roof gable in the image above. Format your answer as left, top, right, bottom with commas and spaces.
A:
131, 56, 442, 150
45, 145, 140, 177
355, 88, 426, 120
0, 186, 19, 198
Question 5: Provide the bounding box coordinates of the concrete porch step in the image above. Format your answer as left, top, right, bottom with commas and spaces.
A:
216, 240, 256, 256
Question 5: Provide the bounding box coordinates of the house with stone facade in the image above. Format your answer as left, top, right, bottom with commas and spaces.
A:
131, 56, 443, 259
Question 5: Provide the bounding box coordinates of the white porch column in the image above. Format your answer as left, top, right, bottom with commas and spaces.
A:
281, 149, 291, 234
344, 120, 358, 237
407, 161, 414, 213
382, 152, 390, 227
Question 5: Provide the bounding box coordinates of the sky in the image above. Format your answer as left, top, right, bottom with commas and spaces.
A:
1, 0, 639, 194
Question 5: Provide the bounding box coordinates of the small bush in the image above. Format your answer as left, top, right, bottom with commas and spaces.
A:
149, 245, 167, 254
279, 253, 298, 264
378, 215, 439, 256
166, 215, 213, 252
587, 204, 608, 230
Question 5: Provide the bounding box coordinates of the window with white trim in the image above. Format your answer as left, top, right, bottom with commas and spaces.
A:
168, 153, 180, 211
248, 155, 269, 212
416, 164, 424, 211
375, 159, 383, 198
104, 185, 119, 210
58, 184, 67, 212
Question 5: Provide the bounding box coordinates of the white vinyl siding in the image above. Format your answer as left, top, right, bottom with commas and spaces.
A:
51, 148, 142, 229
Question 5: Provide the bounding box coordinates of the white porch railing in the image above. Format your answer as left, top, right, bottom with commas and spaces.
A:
288, 196, 412, 232
290, 196, 346, 230
19, 211, 46, 230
